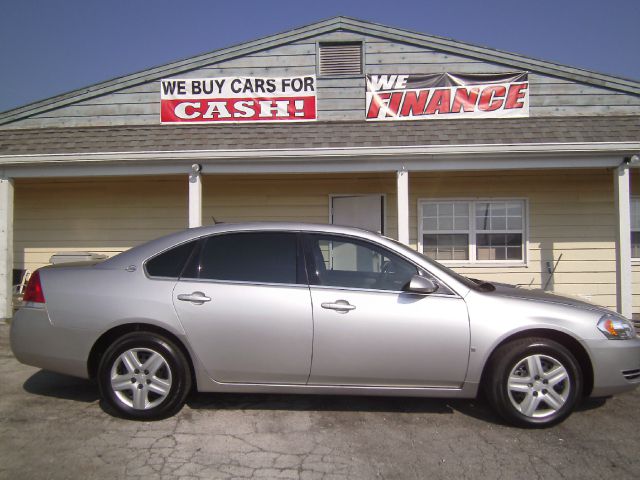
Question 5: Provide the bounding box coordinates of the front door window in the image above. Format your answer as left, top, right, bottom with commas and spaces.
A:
305, 234, 418, 292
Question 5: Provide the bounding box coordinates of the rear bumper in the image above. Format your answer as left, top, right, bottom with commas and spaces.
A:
10, 305, 93, 379
584, 337, 640, 397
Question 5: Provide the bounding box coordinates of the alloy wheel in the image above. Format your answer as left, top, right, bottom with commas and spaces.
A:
110, 348, 173, 410
507, 354, 570, 418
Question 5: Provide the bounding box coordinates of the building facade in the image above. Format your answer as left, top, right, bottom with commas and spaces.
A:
0, 17, 639, 322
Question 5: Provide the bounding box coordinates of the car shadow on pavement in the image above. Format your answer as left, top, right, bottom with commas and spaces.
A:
186, 390, 609, 425
186, 392, 504, 424
22, 369, 609, 425
575, 396, 608, 411
23, 370, 99, 403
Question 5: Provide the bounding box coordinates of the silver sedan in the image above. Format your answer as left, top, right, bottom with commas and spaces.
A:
10, 223, 640, 427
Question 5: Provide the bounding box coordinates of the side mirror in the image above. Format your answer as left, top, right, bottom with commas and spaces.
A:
404, 275, 439, 294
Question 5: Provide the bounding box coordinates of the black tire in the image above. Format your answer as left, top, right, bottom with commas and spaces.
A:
97, 331, 192, 420
484, 337, 582, 428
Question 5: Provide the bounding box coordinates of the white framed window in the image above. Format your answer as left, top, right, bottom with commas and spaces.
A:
419, 199, 527, 264
632, 197, 640, 259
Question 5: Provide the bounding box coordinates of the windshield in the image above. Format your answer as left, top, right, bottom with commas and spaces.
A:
384, 237, 493, 291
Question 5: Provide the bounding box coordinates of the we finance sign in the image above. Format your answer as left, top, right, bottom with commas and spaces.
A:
366, 72, 529, 121
160, 76, 317, 123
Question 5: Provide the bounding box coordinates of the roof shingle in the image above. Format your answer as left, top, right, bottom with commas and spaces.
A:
0, 116, 639, 156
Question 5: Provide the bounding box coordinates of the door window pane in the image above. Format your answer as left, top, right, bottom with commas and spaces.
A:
632, 232, 640, 259
454, 203, 469, 229
477, 233, 523, 261
422, 201, 469, 233
422, 201, 470, 261
307, 235, 417, 291
633, 198, 640, 259
185, 232, 298, 284
475, 202, 490, 230
423, 234, 469, 260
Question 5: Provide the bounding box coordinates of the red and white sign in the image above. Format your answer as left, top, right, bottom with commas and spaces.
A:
366, 72, 529, 121
160, 76, 317, 123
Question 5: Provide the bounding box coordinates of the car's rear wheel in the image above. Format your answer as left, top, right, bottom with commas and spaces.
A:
97, 332, 191, 420
484, 337, 582, 428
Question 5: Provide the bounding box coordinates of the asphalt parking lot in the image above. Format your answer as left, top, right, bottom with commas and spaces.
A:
1, 321, 639, 480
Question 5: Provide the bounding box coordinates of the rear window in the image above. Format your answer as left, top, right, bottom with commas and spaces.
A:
182, 232, 299, 284
145, 241, 198, 278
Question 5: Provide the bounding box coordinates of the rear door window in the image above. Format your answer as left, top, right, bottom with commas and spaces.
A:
182, 232, 302, 285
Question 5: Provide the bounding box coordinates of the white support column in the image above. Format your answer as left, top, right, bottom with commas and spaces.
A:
614, 164, 632, 318
396, 168, 410, 245
0, 178, 14, 320
188, 165, 202, 228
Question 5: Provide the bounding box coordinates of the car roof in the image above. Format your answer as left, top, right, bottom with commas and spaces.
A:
98, 222, 385, 269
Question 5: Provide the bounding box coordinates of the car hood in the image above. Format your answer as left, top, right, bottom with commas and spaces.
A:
487, 282, 614, 315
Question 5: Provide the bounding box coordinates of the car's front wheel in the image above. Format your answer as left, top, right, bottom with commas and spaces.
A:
484, 337, 582, 428
97, 332, 191, 420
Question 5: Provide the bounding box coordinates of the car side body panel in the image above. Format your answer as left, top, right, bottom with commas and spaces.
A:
172, 280, 313, 384
10, 304, 94, 378
308, 286, 470, 387
14, 266, 192, 377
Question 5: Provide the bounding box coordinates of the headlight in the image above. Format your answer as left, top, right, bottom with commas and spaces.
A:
597, 315, 637, 340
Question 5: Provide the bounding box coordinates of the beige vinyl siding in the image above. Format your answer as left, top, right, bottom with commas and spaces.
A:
201, 174, 396, 234
13, 169, 634, 314
14, 176, 188, 271
410, 169, 620, 311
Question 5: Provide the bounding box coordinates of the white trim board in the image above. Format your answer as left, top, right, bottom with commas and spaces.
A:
0, 155, 629, 179
1, 141, 639, 165
0, 142, 637, 179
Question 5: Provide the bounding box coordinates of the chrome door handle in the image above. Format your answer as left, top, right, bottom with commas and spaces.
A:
177, 292, 211, 304
321, 300, 356, 313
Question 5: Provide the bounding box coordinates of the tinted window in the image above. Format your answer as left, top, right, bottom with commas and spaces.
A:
146, 240, 197, 278
183, 232, 298, 284
305, 234, 418, 291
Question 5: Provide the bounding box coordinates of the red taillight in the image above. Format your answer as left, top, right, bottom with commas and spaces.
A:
23, 270, 45, 303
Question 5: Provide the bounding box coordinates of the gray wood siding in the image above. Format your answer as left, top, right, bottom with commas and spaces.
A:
3, 33, 640, 129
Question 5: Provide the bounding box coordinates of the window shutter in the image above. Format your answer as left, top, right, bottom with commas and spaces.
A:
319, 42, 363, 76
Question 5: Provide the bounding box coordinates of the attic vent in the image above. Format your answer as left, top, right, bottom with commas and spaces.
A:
319, 42, 363, 76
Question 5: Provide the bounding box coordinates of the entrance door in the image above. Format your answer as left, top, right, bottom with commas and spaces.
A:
331, 195, 384, 234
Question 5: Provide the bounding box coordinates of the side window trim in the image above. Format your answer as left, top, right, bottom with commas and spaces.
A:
296, 232, 310, 286
301, 232, 320, 286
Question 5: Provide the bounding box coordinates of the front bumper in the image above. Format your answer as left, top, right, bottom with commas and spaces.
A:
10, 305, 93, 379
584, 337, 640, 397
